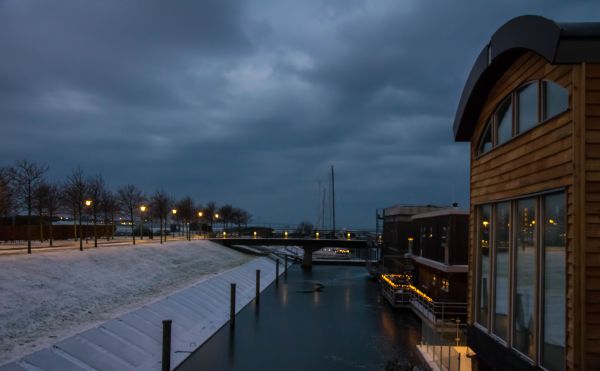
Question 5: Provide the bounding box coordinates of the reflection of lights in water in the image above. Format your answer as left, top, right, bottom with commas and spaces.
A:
380, 311, 397, 341
313, 291, 319, 306
282, 286, 288, 307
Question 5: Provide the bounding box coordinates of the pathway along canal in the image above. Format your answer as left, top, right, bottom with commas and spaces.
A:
177, 265, 422, 371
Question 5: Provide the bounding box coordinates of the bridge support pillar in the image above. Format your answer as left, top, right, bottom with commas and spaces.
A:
302, 248, 314, 269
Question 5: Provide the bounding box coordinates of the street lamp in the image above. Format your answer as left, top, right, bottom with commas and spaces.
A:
213, 213, 219, 237
171, 209, 178, 238
84, 200, 93, 245
140, 206, 147, 240
284, 231, 288, 239
197, 212, 203, 238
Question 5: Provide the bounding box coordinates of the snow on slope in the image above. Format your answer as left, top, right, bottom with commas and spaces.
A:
0, 240, 253, 365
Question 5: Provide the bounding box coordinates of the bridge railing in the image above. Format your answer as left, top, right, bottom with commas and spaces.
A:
203, 227, 376, 241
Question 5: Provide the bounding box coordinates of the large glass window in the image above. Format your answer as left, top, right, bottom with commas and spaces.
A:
517, 83, 538, 134
493, 202, 510, 341
543, 81, 568, 120
542, 193, 566, 370
514, 198, 537, 359
476, 80, 569, 155
477, 205, 491, 328
478, 121, 493, 155
496, 98, 513, 145
477, 193, 566, 366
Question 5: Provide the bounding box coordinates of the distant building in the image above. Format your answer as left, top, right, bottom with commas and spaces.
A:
381, 204, 446, 271
380, 206, 469, 325
408, 208, 468, 305
453, 15, 600, 371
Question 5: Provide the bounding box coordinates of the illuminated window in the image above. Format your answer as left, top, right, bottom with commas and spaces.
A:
477, 204, 491, 328
493, 202, 510, 341
477, 192, 565, 367
441, 279, 449, 292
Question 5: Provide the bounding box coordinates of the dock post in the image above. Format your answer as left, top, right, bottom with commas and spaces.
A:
284, 255, 288, 276
162, 320, 172, 371
276, 259, 280, 285
230, 283, 236, 326
256, 269, 261, 303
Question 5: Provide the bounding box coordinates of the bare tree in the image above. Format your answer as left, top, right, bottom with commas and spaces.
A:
33, 183, 50, 242
151, 190, 171, 244
34, 182, 60, 247
64, 167, 87, 251
87, 175, 105, 248
44, 183, 61, 247
100, 189, 118, 241
231, 208, 252, 234
218, 204, 234, 233
7, 160, 48, 253
175, 196, 195, 241
117, 184, 143, 245
0, 168, 14, 218
203, 201, 218, 235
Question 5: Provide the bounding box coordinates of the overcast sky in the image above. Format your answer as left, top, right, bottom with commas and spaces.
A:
1, 1, 599, 229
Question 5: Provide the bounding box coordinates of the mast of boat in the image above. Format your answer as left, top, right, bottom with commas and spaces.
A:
331, 165, 336, 237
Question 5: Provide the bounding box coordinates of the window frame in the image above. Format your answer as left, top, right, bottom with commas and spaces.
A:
474, 80, 569, 159
473, 189, 567, 369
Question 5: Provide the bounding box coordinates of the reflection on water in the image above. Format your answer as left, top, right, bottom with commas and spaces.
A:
177, 265, 421, 371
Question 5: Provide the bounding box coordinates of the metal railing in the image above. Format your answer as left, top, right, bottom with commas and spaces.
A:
421, 321, 468, 371
410, 292, 467, 325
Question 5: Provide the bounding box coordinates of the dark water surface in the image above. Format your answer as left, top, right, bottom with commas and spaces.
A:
177, 265, 421, 371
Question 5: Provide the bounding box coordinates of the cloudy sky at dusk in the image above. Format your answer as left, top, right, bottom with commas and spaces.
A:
1, 0, 599, 228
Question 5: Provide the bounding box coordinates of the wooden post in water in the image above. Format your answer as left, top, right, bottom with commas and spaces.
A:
275, 259, 280, 285
230, 283, 236, 326
284, 255, 288, 276
162, 320, 172, 371
256, 269, 261, 303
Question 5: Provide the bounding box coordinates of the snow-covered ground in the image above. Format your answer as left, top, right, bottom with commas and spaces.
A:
0, 240, 253, 365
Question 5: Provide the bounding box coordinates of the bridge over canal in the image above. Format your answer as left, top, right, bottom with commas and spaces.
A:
208, 237, 371, 268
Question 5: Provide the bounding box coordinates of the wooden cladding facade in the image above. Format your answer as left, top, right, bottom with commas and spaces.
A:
467, 51, 600, 369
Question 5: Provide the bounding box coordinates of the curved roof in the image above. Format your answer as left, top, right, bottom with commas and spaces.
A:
454, 15, 600, 141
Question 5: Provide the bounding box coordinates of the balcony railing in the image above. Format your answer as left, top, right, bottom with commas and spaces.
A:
380, 274, 467, 325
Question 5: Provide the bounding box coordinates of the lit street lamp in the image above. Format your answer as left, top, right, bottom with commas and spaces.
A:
172, 209, 178, 238
84, 200, 92, 245
197, 212, 203, 238
140, 205, 147, 240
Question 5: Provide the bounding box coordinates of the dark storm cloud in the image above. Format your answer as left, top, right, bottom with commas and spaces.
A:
1, 0, 599, 227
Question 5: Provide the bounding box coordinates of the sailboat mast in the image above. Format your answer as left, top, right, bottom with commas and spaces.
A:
331, 165, 336, 237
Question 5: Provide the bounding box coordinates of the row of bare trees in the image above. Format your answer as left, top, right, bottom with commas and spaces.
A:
0, 160, 252, 253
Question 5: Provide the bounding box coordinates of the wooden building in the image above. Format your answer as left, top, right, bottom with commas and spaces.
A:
453, 16, 600, 371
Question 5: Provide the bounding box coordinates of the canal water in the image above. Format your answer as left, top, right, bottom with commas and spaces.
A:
177, 265, 422, 371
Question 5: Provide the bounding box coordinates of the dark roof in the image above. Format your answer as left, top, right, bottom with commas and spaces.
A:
454, 15, 600, 142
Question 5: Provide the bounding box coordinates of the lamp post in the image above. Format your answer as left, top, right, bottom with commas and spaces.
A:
83, 200, 92, 247
140, 206, 147, 240
84, 200, 92, 247
197, 211, 203, 239
214, 213, 219, 237
171, 209, 177, 239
